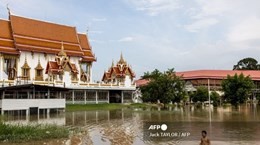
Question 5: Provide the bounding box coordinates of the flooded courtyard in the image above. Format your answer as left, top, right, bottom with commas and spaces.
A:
1, 104, 260, 145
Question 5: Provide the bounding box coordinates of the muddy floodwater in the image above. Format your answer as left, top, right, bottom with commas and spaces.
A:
2, 104, 260, 145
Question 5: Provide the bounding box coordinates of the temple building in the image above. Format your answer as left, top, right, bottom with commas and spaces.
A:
102, 53, 135, 87
0, 11, 136, 116
0, 12, 96, 86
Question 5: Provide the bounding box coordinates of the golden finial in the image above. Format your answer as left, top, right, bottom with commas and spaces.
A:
7, 4, 10, 16
118, 52, 125, 64
58, 41, 66, 56
111, 59, 114, 67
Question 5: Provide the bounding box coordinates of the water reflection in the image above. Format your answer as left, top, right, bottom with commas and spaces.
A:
2, 105, 260, 145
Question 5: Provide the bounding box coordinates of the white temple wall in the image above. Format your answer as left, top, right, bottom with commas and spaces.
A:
18, 51, 55, 81
124, 75, 132, 87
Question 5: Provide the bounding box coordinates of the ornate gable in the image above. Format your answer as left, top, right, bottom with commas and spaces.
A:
102, 53, 135, 83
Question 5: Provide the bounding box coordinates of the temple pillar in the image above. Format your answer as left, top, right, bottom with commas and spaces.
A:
27, 91, 30, 99
89, 63, 93, 83
107, 91, 110, 103
47, 89, 50, 99
26, 109, 29, 116
37, 108, 40, 120
2, 91, 5, 99
95, 91, 98, 104
72, 90, 75, 104
47, 109, 50, 119
121, 91, 124, 103
84, 90, 87, 104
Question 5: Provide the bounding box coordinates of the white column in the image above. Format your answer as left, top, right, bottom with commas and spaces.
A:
208, 79, 211, 105
121, 91, 124, 103
90, 64, 93, 83
47, 89, 50, 99
107, 91, 110, 103
84, 90, 87, 104
27, 91, 30, 99
1, 109, 4, 115
47, 109, 50, 119
26, 109, 29, 116
95, 91, 98, 104
59, 91, 62, 99
37, 108, 40, 120
72, 90, 75, 104
2, 91, 5, 99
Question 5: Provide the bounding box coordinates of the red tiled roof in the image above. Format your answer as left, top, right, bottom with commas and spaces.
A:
0, 19, 19, 54
78, 33, 96, 62
135, 79, 149, 87
45, 60, 79, 74
102, 63, 135, 82
0, 14, 96, 61
10, 15, 79, 43
176, 70, 260, 81
46, 61, 62, 74
136, 70, 260, 87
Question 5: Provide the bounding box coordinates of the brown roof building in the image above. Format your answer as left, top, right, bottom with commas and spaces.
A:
0, 14, 96, 61
136, 70, 260, 91
0, 12, 96, 84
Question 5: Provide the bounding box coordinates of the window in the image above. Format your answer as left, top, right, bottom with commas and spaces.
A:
22, 68, 30, 79
35, 60, 44, 81
21, 59, 31, 80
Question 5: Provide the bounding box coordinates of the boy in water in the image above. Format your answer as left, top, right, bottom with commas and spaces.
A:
200, 130, 210, 145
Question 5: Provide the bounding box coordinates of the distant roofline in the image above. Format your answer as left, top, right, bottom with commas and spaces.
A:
176, 69, 260, 72
176, 69, 260, 80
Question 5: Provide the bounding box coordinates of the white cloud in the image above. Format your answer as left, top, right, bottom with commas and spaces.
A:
88, 30, 103, 34
228, 17, 260, 42
92, 18, 107, 22
192, 0, 231, 19
118, 37, 134, 42
184, 18, 218, 32
128, 0, 180, 16
228, 16, 260, 48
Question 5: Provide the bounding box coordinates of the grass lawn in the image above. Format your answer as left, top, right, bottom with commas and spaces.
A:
0, 122, 69, 142
66, 103, 155, 111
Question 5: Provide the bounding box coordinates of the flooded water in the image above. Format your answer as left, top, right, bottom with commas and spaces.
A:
2, 104, 260, 145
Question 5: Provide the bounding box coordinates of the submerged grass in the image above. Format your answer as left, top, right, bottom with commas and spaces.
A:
66, 103, 156, 111
66, 103, 126, 111
0, 122, 69, 142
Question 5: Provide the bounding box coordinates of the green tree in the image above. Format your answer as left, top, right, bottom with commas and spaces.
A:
191, 87, 208, 103
233, 57, 259, 70
221, 73, 254, 105
210, 91, 221, 107
140, 68, 185, 104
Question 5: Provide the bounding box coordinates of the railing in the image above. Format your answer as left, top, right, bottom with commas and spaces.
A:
0, 79, 136, 89
1, 99, 65, 110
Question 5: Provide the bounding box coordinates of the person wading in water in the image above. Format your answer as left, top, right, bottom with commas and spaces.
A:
200, 130, 211, 145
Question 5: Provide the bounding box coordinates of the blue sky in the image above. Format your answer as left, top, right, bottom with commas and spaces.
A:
1, 0, 260, 81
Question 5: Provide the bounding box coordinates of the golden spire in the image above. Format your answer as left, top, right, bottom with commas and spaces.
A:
118, 52, 125, 64
58, 41, 67, 56
111, 59, 114, 67
22, 55, 30, 69
35, 55, 43, 70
